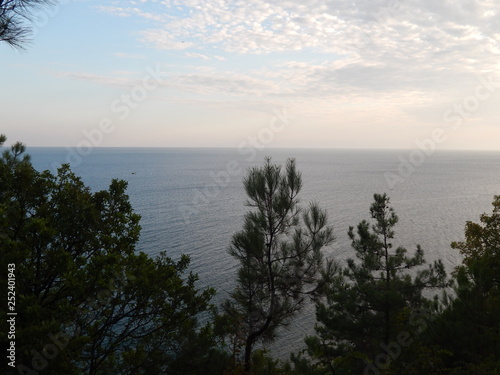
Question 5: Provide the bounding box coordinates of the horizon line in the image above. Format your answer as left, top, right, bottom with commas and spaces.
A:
4, 145, 500, 152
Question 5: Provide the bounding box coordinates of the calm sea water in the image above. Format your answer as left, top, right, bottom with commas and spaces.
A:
26, 147, 500, 358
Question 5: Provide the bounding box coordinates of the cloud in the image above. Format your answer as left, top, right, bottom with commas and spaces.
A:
184, 52, 226, 61
94, 6, 138, 17
55, 67, 280, 97
87, 0, 500, 118
99, 1, 500, 71
139, 29, 193, 50
95, 5, 165, 21
56, 72, 138, 88
113, 52, 146, 59
184, 52, 211, 61
168, 72, 281, 96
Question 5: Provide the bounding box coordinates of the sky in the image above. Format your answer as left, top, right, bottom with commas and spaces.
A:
1, 0, 500, 149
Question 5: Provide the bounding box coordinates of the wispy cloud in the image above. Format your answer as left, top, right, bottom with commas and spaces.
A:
55, 68, 280, 97
100, 1, 497, 58
139, 29, 193, 50
90, 0, 500, 119
94, 5, 165, 21
56, 71, 138, 88
113, 52, 146, 59
184, 52, 226, 61
184, 52, 211, 61
97, 1, 500, 73
94, 6, 137, 17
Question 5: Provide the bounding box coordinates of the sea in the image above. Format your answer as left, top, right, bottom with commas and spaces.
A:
26, 147, 500, 358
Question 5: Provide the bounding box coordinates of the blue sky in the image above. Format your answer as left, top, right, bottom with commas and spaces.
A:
1, 0, 500, 149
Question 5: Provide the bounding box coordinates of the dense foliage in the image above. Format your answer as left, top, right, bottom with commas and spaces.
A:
2, 136, 499, 374
422, 196, 500, 374
0, 135, 223, 375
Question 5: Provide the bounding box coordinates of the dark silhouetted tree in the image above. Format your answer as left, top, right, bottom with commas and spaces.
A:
303, 193, 448, 374
222, 157, 336, 373
0, 135, 225, 375
0, 0, 56, 49
424, 195, 500, 374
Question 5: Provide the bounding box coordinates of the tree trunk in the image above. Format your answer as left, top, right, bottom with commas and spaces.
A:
244, 337, 254, 373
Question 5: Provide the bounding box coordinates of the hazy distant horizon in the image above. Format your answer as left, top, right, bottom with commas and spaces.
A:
6, 145, 500, 152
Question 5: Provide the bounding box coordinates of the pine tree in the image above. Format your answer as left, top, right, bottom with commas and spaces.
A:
0, 0, 56, 49
223, 157, 335, 373
306, 193, 448, 374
